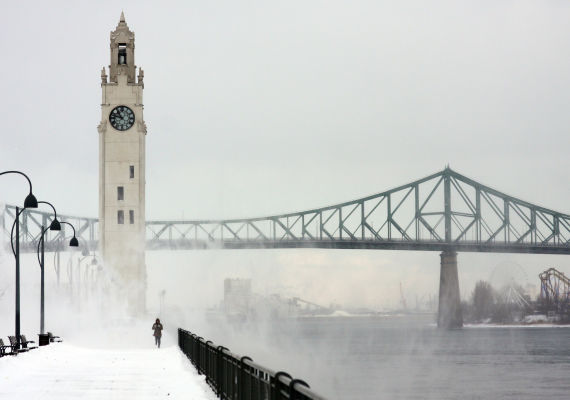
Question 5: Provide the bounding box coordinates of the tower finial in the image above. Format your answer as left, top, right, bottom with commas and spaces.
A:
120, 11, 125, 23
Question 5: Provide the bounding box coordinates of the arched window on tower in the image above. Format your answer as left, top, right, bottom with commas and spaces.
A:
118, 44, 127, 65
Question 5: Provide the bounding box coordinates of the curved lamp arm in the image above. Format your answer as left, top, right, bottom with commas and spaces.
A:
11, 200, 60, 256
2, 170, 38, 257
37, 201, 61, 231
60, 221, 79, 247
0, 170, 37, 208
36, 216, 77, 266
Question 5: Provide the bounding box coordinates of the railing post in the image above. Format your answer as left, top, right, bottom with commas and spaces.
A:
272, 371, 292, 400
206, 341, 213, 384
290, 378, 310, 400
197, 337, 204, 374
240, 356, 252, 400
217, 346, 228, 397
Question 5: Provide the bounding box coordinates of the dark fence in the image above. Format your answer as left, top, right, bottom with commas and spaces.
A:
178, 328, 328, 400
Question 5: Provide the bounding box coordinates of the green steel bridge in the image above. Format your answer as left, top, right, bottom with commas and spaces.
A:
2, 168, 569, 255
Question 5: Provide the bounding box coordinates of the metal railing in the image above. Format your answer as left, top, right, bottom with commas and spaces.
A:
178, 328, 327, 400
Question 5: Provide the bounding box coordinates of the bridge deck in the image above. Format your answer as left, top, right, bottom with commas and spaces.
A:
0, 341, 215, 400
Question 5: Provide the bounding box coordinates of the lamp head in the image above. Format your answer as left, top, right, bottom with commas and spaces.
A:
49, 218, 61, 231
91, 258, 98, 266
69, 236, 79, 247
24, 193, 38, 208
81, 248, 89, 257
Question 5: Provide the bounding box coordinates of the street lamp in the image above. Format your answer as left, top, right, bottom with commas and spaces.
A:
81, 255, 98, 280
46, 222, 80, 312
1, 170, 38, 350
0, 170, 38, 208
60, 221, 80, 247
35, 205, 74, 335
78, 252, 98, 301
76, 238, 96, 303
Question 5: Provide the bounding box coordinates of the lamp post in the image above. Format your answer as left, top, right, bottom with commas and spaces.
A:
37, 225, 78, 334
58, 222, 80, 265
53, 222, 80, 308
1, 170, 38, 350
75, 238, 94, 303
78, 250, 98, 302
90, 257, 99, 286
35, 203, 71, 334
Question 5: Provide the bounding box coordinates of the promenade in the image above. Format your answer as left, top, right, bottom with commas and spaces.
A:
0, 340, 216, 399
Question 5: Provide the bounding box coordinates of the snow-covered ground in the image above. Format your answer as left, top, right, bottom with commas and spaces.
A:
0, 340, 217, 399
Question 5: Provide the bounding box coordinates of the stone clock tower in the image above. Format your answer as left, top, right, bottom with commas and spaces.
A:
98, 12, 146, 314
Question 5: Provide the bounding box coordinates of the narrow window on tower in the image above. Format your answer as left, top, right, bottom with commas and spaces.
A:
117, 210, 124, 224
117, 186, 124, 200
129, 210, 135, 224
129, 165, 134, 179
118, 44, 127, 65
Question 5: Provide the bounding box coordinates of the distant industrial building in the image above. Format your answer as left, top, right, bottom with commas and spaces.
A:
223, 278, 252, 320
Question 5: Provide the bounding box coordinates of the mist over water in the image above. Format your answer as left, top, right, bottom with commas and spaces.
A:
196, 314, 570, 400
2, 235, 570, 400
144, 249, 570, 399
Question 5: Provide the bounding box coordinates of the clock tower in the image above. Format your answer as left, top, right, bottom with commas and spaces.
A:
98, 12, 147, 314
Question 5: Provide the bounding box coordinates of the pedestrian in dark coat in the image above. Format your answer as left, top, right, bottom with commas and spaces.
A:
152, 318, 163, 348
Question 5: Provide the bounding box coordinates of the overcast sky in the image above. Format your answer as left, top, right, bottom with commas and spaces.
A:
0, 1, 568, 309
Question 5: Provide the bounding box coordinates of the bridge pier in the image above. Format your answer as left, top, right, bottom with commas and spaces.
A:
437, 251, 463, 329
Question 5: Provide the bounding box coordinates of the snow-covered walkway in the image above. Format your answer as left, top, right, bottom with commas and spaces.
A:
0, 342, 217, 399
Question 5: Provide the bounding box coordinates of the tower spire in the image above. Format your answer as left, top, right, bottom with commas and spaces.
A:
109, 12, 136, 84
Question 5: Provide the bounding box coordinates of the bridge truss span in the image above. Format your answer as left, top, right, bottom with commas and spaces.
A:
3, 168, 569, 254
1, 205, 98, 253
146, 168, 570, 254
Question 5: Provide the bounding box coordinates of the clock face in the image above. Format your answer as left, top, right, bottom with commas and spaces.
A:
109, 106, 135, 131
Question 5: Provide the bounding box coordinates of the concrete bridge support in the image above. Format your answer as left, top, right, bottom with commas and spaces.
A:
437, 251, 463, 329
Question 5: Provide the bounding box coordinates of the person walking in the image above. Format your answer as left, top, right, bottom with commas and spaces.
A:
152, 318, 163, 348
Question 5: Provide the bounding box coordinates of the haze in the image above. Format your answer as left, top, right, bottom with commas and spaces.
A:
0, 0, 568, 311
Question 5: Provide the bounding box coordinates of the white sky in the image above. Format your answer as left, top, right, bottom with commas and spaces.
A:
0, 1, 569, 309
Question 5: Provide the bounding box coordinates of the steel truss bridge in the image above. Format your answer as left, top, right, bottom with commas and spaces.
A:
2, 168, 569, 255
